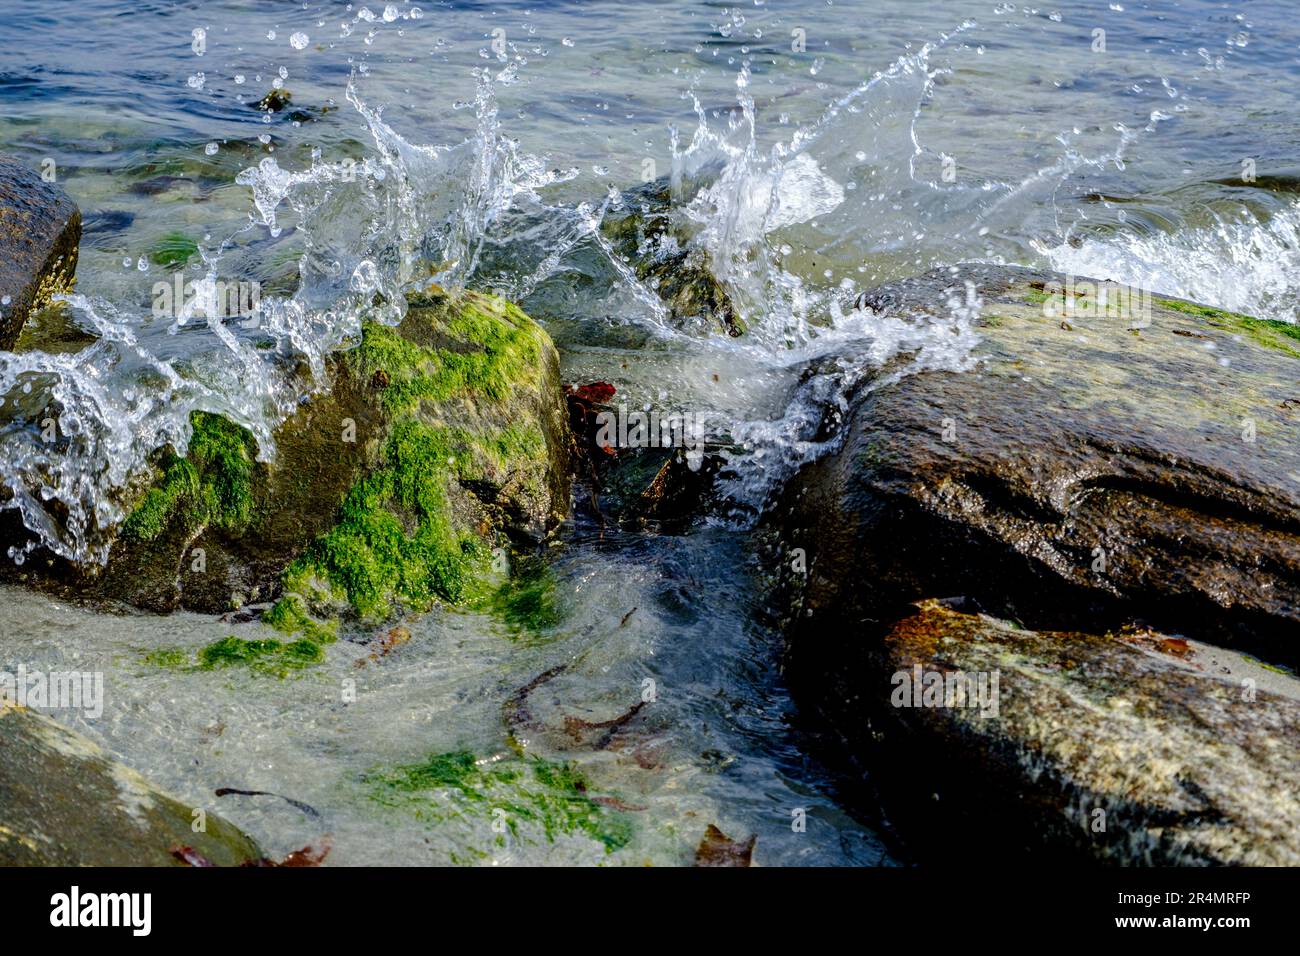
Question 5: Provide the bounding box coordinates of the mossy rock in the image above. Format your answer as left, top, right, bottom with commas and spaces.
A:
9, 286, 571, 626
0, 703, 262, 866
860, 600, 1300, 865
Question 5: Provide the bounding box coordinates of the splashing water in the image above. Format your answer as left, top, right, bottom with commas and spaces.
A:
1037, 200, 1300, 323
2, 12, 1292, 564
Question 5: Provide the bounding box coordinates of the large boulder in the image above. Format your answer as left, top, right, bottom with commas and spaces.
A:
5, 286, 571, 629
0, 702, 261, 866
775, 263, 1300, 863
0, 155, 81, 350
780, 264, 1300, 666
861, 600, 1300, 865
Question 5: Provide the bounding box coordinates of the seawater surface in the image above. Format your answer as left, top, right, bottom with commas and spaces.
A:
0, 0, 1297, 865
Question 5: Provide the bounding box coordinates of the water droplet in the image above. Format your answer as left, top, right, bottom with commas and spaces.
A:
205, 142, 219, 156
290, 32, 309, 50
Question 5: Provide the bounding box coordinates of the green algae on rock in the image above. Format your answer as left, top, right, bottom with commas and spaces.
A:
122, 410, 257, 544
3, 285, 571, 627
489, 557, 563, 640
268, 287, 569, 634
146, 231, 199, 268
0, 702, 262, 865
860, 600, 1300, 865
145, 634, 328, 678
364, 749, 632, 861
1155, 295, 1300, 357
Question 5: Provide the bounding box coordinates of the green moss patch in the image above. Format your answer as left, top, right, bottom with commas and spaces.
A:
364, 750, 632, 858
143, 646, 189, 669
198, 635, 324, 675
490, 559, 562, 639
262, 594, 338, 644
123, 410, 259, 543
271, 288, 554, 634
1157, 297, 1300, 357
346, 290, 544, 416
273, 419, 493, 624
143, 633, 328, 678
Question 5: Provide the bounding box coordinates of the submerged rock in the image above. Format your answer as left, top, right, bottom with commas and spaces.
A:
566, 381, 723, 531
600, 178, 745, 337
861, 600, 1300, 865
6, 286, 571, 629
0, 703, 262, 866
0, 155, 81, 350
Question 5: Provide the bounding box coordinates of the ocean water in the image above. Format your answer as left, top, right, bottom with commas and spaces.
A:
0, 0, 1296, 865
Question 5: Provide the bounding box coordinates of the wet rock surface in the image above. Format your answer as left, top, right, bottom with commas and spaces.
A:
0, 155, 81, 350
777, 263, 1300, 863
861, 600, 1300, 865
0, 703, 262, 866
783, 264, 1300, 664
600, 178, 745, 337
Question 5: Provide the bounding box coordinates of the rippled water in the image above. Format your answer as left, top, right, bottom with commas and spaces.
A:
1, 0, 1296, 865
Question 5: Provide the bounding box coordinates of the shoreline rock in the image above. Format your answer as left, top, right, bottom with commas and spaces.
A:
600, 178, 745, 337
780, 264, 1300, 666
0, 155, 81, 350
0, 702, 262, 866
857, 600, 1300, 865
3, 286, 572, 635
776, 263, 1300, 864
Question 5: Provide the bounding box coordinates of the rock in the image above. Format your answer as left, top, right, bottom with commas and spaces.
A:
775, 263, 1300, 862
781, 264, 1300, 669
249, 89, 293, 113
0, 702, 262, 866
859, 600, 1300, 865
6, 285, 571, 627
600, 178, 745, 337
0, 155, 81, 350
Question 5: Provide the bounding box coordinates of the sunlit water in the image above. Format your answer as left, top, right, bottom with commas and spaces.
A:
0, 0, 1296, 864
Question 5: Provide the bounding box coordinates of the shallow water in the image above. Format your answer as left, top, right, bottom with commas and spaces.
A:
1, 0, 1297, 864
